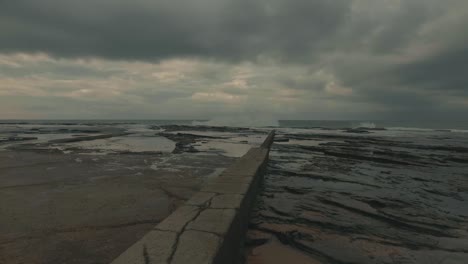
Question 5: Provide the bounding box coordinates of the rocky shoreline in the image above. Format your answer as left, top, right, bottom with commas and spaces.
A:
245, 128, 468, 264
1, 122, 467, 263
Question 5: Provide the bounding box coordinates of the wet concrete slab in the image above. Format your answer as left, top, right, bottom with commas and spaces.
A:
0, 149, 233, 264
0, 122, 273, 264
111, 230, 177, 264
171, 230, 221, 264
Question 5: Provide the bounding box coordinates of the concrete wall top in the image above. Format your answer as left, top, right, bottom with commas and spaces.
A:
111, 131, 275, 264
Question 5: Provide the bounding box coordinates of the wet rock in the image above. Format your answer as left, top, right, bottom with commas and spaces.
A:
158, 124, 251, 133
48, 133, 128, 143
0, 136, 37, 143
245, 129, 468, 263
159, 132, 219, 154
283, 186, 309, 195
343, 128, 372, 134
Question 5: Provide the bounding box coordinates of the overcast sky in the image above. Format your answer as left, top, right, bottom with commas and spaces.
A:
1, 0, 467, 120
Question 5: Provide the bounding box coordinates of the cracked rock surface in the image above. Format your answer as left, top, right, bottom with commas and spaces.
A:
245, 128, 468, 264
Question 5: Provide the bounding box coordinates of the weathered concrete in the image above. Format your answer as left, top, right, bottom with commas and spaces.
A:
155, 206, 200, 233
202, 182, 250, 194
210, 194, 244, 209
186, 192, 216, 206
111, 231, 177, 264
187, 209, 236, 235
110, 131, 275, 264
0, 150, 235, 264
171, 231, 221, 264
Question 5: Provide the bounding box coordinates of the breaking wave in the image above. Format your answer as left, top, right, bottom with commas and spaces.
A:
355, 122, 377, 129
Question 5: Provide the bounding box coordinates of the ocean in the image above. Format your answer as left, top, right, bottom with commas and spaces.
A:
1, 120, 467, 263
2, 119, 468, 131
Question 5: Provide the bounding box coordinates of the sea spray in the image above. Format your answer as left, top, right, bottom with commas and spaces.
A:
355, 122, 377, 129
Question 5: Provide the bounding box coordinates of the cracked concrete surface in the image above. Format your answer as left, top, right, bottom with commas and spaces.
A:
111, 131, 275, 264
0, 150, 234, 264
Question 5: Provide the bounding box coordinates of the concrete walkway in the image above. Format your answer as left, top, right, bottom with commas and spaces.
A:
111, 131, 275, 264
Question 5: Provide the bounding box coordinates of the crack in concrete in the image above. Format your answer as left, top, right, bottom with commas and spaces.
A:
142, 245, 150, 264
166, 201, 211, 263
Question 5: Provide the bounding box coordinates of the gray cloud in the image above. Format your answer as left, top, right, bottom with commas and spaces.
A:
0, 0, 350, 61
0, 0, 467, 120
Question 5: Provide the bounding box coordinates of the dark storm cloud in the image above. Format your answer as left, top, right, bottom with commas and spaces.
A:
0, 0, 350, 61
334, 43, 468, 119
316, 0, 468, 119
394, 46, 468, 96
367, 1, 439, 54
1, 0, 468, 119
0, 61, 120, 79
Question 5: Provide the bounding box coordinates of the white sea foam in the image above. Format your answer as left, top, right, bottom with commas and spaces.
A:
386, 127, 438, 132
356, 122, 376, 129
385, 127, 467, 134
450, 129, 468, 133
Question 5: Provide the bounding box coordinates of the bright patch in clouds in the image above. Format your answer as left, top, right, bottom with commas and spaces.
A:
0, 0, 467, 120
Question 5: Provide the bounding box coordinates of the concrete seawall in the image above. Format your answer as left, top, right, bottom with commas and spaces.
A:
111, 131, 275, 264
